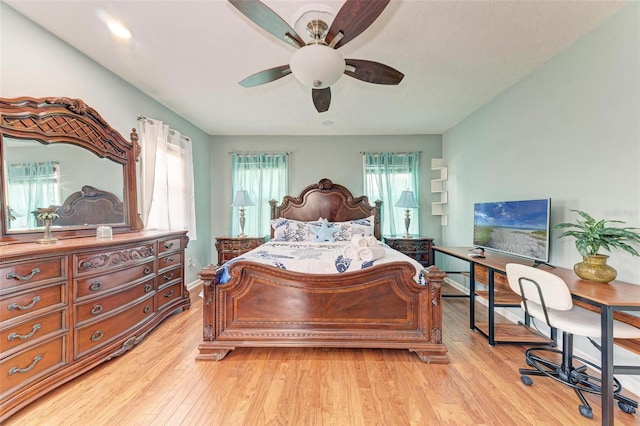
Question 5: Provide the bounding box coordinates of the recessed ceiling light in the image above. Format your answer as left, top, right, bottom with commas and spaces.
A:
96, 9, 132, 40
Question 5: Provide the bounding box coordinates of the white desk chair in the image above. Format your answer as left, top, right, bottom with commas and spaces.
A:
505, 263, 640, 419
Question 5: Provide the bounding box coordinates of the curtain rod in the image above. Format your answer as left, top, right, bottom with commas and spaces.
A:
360, 151, 422, 155
228, 151, 290, 155
11, 161, 60, 167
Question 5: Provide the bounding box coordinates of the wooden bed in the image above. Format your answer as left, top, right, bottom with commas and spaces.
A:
197, 179, 448, 363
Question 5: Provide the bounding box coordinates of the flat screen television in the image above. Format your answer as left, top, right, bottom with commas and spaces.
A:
473, 198, 551, 263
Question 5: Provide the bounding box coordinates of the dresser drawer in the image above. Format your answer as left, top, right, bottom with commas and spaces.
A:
75, 276, 156, 326
157, 266, 183, 289
74, 260, 155, 301
156, 281, 183, 311
74, 295, 155, 359
158, 237, 183, 255
1, 284, 66, 322
1, 335, 67, 395
1, 310, 65, 354
158, 252, 182, 272
74, 243, 155, 275
0, 257, 66, 292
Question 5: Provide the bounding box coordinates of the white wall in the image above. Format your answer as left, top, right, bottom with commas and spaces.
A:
443, 3, 639, 283
0, 4, 213, 282
210, 135, 442, 241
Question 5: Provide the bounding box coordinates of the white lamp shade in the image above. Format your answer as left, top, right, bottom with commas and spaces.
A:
289, 44, 345, 89
232, 190, 255, 207
395, 190, 419, 208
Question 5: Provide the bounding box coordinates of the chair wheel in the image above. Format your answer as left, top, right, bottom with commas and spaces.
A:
618, 402, 636, 414
579, 405, 593, 418
520, 375, 533, 386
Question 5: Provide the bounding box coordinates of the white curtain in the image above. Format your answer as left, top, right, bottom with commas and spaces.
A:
139, 118, 197, 240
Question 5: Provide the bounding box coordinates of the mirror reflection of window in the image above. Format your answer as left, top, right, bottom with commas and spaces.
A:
7, 161, 61, 229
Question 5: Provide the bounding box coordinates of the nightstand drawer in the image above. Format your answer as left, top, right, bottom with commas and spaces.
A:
215, 236, 265, 265
384, 236, 434, 267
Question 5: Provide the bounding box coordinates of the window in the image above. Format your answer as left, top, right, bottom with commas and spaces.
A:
231, 152, 288, 237
6, 161, 60, 230
139, 119, 197, 240
363, 152, 420, 236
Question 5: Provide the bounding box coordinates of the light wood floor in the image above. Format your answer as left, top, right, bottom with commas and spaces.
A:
5, 287, 639, 425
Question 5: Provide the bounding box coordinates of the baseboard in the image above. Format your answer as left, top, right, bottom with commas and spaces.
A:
443, 275, 640, 397
186, 279, 202, 291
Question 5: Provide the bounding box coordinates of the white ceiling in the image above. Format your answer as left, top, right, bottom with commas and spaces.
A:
4, 0, 627, 136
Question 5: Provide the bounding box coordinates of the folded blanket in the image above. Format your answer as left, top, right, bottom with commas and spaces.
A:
342, 244, 359, 259
357, 245, 386, 262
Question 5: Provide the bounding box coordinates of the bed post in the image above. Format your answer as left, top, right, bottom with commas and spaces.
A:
196, 264, 233, 360
411, 265, 449, 363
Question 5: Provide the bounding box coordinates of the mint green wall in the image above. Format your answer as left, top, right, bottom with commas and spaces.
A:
442, 3, 640, 283
0, 4, 213, 282
210, 135, 443, 242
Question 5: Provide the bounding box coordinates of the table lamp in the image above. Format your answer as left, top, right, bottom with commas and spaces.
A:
232, 189, 255, 237
395, 190, 419, 238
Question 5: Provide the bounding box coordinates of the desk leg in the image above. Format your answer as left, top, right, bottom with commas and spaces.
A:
469, 262, 476, 331
488, 270, 495, 346
600, 306, 614, 426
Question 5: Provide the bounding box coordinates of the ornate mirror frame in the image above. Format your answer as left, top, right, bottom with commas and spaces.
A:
0, 96, 143, 243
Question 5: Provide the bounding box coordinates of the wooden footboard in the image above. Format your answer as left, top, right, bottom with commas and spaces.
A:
197, 262, 448, 363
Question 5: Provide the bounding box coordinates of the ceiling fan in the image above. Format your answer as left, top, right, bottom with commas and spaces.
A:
229, 0, 404, 113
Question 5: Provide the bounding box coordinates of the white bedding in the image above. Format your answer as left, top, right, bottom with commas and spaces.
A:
219, 240, 426, 284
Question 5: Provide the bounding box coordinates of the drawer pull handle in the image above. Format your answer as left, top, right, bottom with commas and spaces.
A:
91, 330, 104, 342
164, 242, 174, 249
163, 272, 174, 281
144, 283, 153, 293
9, 354, 43, 375
163, 289, 175, 298
143, 267, 151, 274
165, 257, 174, 263
6, 268, 41, 281
143, 305, 151, 313
8, 296, 41, 311
89, 281, 103, 292
8, 323, 42, 341
90, 304, 104, 315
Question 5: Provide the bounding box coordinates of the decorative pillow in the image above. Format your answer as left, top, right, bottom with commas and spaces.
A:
330, 215, 376, 241
309, 218, 336, 242
271, 218, 322, 242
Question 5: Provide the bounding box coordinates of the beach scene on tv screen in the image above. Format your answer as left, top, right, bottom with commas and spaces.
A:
474, 199, 549, 260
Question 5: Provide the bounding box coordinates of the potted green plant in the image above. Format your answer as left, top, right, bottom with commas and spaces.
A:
555, 209, 640, 282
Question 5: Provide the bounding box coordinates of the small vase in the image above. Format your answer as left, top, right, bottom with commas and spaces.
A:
36, 207, 58, 244
574, 254, 617, 283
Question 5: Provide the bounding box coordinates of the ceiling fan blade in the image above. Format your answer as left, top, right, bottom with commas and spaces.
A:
325, 0, 390, 49
344, 59, 404, 85
312, 88, 331, 113
239, 65, 292, 87
228, 0, 306, 48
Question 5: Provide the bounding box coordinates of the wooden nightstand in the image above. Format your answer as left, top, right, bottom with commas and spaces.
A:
383, 235, 434, 267
215, 236, 265, 265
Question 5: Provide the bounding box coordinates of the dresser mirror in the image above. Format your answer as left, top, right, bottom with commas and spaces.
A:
0, 97, 142, 243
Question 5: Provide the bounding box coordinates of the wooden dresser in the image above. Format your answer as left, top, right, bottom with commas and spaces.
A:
0, 230, 190, 421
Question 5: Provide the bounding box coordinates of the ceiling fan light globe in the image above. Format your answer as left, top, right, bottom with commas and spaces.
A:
289, 44, 345, 89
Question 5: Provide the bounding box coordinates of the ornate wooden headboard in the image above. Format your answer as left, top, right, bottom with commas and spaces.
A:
269, 178, 382, 239
50, 185, 125, 226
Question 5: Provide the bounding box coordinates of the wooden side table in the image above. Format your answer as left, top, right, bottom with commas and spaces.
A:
383, 235, 434, 267
215, 236, 265, 265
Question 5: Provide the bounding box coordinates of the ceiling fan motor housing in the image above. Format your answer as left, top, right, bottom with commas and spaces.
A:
289, 44, 345, 89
